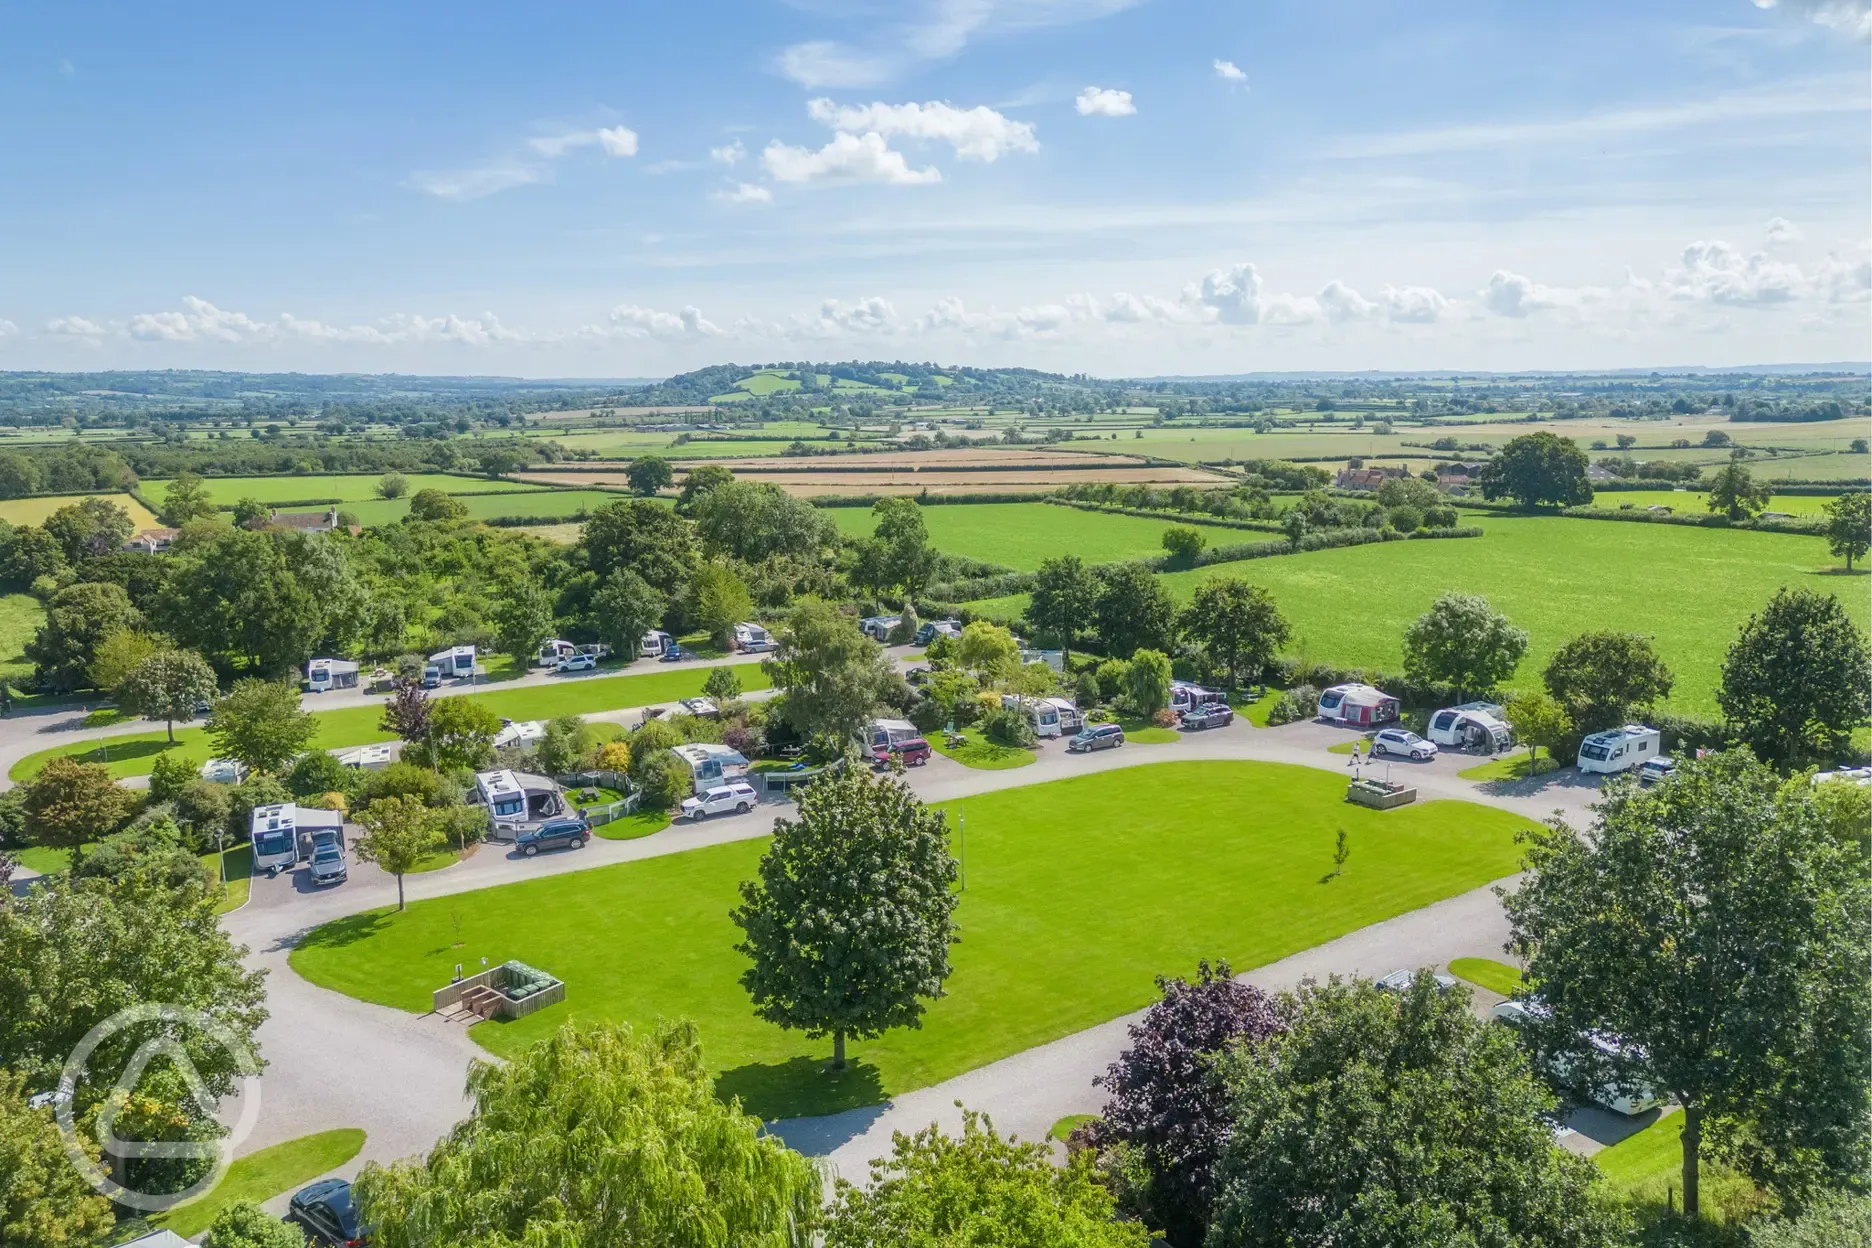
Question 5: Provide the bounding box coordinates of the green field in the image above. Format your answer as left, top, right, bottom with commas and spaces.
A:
1591, 489, 1850, 516
968, 515, 1867, 717
0, 493, 159, 528
144, 473, 547, 507
0, 591, 43, 685
827, 502, 1231, 570
342, 489, 626, 526
8, 661, 773, 782
289, 761, 1531, 1119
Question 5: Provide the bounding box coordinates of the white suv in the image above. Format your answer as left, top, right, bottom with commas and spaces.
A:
1371, 728, 1437, 760
680, 783, 759, 820
555, 653, 597, 673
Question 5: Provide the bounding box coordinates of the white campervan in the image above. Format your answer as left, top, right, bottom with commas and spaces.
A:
640, 630, 677, 659
1002, 695, 1062, 739
1576, 725, 1661, 775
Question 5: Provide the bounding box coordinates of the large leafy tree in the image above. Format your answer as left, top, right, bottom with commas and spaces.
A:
626, 454, 674, 496
733, 763, 958, 1069
1479, 431, 1593, 509
1706, 457, 1772, 521
410, 696, 501, 771
674, 463, 735, 514
44, 496, 135, 562
405, 489, 468, 523
26, 580, 142, 692
209, 677, 317, 774
692, 480, 834, 564
763, 599, 903, 747
1094, 562, 1178, 658
1822, 491, 1871, 571
492, 576, 555, 668
1541, 630, 1673, 739
1503, 750, 1870, 1217
117, 648, 220, 742
0, 1071, 116, 1248
88, 626, 166, 695
1180, 578, 1290, 690
825, 1109, 1150, 1248
1089, 961, 1288, 1247
690, 563, 754, 649
583, 499, 696, 596
1401, 592, 1528, 702
356, 1019, 820, 1247
157, 470, 219, 528
21, 757, 135, 870
354, 794, 443, 911
157, 528, 363, 675
592, 567, 666, 659
1206, 976, 1622, 1248
1502, 690, 1571, 775
854, 497, 938, 599
0, 869, 268, 1113
1717, 587, 1871, 767
378, 679, 432, 746
1028, 554, 1099, 656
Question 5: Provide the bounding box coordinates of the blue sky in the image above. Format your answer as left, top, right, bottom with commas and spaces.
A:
1, 0, 1867, 376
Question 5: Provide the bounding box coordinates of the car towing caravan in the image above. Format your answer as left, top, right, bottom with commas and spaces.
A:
1576, 724, 1662, 775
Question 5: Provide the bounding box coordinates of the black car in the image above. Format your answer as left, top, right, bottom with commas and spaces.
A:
516, 819, 587, 860
288, 1177, 367, 1246
516, 817, 589, 856
1180, 705, 1235, 730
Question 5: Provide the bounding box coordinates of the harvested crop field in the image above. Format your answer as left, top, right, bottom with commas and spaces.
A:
0, 493, 159, 528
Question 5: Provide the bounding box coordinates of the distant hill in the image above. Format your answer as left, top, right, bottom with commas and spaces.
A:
632, 361, 1097, 406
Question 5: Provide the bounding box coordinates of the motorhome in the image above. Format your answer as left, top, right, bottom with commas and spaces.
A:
537, 638, 578, 666
304, 657, 359, 693
670, 742, 751, 794
733, 622, 776, 652
1170, 681, 1228, 715
1002, 695, 1063, 739
1316, 683, 1400, 727
494, 719, 546, 751
916, 619, 962, 645
1042, 696, 1084, 734
471, 769, 569, 840
429, 644, 477, 680
335, 743, 395, 771
859, 615, 902, 642
1488, 1001, 1667, 1116
249, 803, 301, 876
1576, 725, 1661, 775
1427, 702, 1512, 752
865, 718, 921, 752
640, 630, 678, 659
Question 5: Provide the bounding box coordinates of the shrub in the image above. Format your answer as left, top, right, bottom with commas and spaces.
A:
1151, 708, 1179, 729
721, 716, 767, 759
1423, 504, 1459, 529
594, 740, 633, 771
1074, 669, 1103, 708
534, 715, 596, 775
205, 1199, 306, 1248
980, 704, 1038, 748
1388, 505, 1422, 533
224, 775, 291, 844
702, 666, 743, 701
148, 750, 196, 803
433, 801, 488, 849
173, 779, 233, 845
1266, 684, 1320, 726
634, 752, 692, 811
628, 720, 684, 781
364, 761, 443, 809
907, 698, 946, 734
287, 750, 353, 800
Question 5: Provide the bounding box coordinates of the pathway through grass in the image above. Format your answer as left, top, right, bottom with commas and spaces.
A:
291, 760, 1531, 1120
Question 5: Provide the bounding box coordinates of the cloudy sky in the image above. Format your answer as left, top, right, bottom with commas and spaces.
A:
2, 0, 1867, 377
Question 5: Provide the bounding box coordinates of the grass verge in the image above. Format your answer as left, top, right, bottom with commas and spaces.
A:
1459, 750, 1560, 782
155, 1128, 367, 1237
932, 728, 1036, 770
1237, 688, 1283, 728
1447, 956, 1522, 996
1592, 1110, 1766, 1227
1115, 717, 1180, 745
1050, 1114, 1097, 1142
289, 760, 1531, 1120
596, 810, 672, 841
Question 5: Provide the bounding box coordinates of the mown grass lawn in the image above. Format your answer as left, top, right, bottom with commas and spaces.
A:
8, 662, 772, 782
289, 760, 1531, 1120
155, 1129, 366, 1237
826, 502, 1234, 571
932, 727, 1035, 770
1459, 749, 1560, 782
1592, 1110, 1765, 1226
1447, 956, 1522, 996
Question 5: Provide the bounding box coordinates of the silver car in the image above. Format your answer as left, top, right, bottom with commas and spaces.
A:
308, 843, 348, 887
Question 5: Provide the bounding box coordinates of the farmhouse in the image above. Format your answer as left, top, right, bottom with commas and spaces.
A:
1334, 465, 1413, 491
123, 527, 180, 554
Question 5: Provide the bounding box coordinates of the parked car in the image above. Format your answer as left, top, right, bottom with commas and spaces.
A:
308, 842, 348, 887
515, 818, 589, 856
554, 653, 597, 673
421, 664, 442, 689
1487, 1000, 1667, 1116
1180, 704, 1235, 731
679, 782, 759, 819
288, 1178, 368, 1246
1637, 756, 1676, 786
1370, 728, 1437, 760
1375, 968, 1457, 994
1068, 724, 1125, 753
871, 737, 933, 768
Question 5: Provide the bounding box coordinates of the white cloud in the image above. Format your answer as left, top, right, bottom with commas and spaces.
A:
1481, 270, 1579, 317
1213, 59, 1247, 84
1816, 247, 1872, 302
45, 316, 106, 337
806, 98, 1038, 161
1764, 216, 1803, 248
1751, 0, 1872, 40
128, 296, 271, 343
776, 0, 1150, 88
815, 297, 898, 334
1076, 86, 1136, 117
0, 320, 16, 338
1379, 285, 1450, 323
709, 139, 746, 166
593, 304, 720, 339
762, 132, 942, 185
917, 296, 1080, 338
413, 123, 637, 200
1663, 240, 1803, 306
1191, 263, 1270, 324
1317, 280, 1379, 324
711, 181, 773, 204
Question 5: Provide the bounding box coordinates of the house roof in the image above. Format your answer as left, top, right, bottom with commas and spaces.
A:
131, 527, 180, 541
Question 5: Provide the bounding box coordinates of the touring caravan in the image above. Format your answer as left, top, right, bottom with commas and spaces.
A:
1042, 696, 1084, 734
670, 743, 751, 794
865, 718, 921, 752
1427, 702, 1512, 752
1316, 683, 1400, 728
640, 630, 678, 660
733, 622, 775, 652
305, 657, 359, 693
1002, 695, 1063, 739
1576, 725, 1661, 775
1170, 681, 1228, 715
428, 645, 477, 680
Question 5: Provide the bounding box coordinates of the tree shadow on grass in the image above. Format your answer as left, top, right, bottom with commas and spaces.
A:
1807, 566, 1870, 578
56, 738, 180, 767
277, 910, 393, 955
714, 1054, 888, 1124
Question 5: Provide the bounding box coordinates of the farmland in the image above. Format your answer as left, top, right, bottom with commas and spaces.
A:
1592, 489, 1851, 516
288, 760, 1531, 1119
828, 501, 1214, 570
341, 488, 627, 526
967, 514, 1867, 717
142, 472, 548, 507
0, 492, 158, 527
